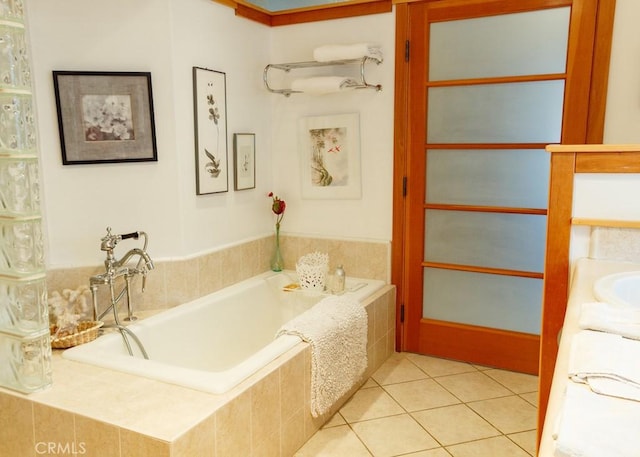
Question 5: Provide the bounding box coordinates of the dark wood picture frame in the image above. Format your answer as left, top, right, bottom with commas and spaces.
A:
53, 71, 158, 165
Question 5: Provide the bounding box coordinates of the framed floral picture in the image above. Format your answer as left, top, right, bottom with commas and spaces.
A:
193, 66, 228, 195
298, 113, 362, 199
233, 133, 256, 191
53, 71, 158, 165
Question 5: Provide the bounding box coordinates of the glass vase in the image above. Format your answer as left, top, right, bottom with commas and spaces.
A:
270, 226, 284, 272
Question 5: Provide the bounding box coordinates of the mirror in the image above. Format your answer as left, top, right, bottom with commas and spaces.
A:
213, 0, 392, 26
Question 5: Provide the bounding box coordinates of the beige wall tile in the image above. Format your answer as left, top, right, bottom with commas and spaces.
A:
280, 352, 305, 422
74, 415, 120, 457
251, 369, 281, 447
172, 413, 216, 457
215, 390, 251, 457
281, 408, 305, 457
33, 403, 75, 454
0, 392, 35, 457
199, 251, 224, 296
47, 235, 391, 311
163, 259, 199, 306
120, 429, 170, 457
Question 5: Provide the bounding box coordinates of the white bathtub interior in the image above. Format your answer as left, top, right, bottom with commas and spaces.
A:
63, 270, 385, 394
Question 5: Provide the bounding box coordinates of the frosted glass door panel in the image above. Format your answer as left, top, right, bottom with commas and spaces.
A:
426, 149, 550, 208
425, 210, 546, 272
427, 81, 564, 143
429, 7, 570, 81
423, 268, 542, 334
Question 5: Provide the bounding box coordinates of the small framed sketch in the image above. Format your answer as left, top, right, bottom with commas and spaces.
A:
193, 66, 228, 195
298, 112, 361, 199
53, 71, 158, 165
233, 133, 256, 190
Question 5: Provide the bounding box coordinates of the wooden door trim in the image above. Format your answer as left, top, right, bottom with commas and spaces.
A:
536, 0, 617, 444
420, 319, 540, 374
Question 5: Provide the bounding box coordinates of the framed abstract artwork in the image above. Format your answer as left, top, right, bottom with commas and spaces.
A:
298, 112, 361, 199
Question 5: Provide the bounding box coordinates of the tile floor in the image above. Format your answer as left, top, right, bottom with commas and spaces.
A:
295, 352, 538, 457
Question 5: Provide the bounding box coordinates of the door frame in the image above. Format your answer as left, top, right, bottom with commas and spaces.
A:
390, 0, 616, 406
391, 0, 615, 440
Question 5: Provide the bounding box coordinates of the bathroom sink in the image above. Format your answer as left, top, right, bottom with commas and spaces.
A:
593, 271, 640, 308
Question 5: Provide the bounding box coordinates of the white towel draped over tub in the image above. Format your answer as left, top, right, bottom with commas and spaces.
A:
313, 43, 383, 62
276, 295, 368, 417
568, 330, 640, 401
554, 383, 640, 457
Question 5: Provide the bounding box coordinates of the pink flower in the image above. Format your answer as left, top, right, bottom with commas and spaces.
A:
268, 192, 286, 228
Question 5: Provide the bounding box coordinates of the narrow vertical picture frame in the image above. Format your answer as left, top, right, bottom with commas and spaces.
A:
193, 66, 228, 195
233, 133, 256, 190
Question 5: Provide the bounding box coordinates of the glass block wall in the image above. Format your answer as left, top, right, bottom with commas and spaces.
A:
0, 0, 52, 393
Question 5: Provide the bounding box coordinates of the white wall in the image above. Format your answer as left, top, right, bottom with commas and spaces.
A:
27, 0, 274, 268
269, 14, 395, 241
26, 0, 638, 270
571, 0, 640, 260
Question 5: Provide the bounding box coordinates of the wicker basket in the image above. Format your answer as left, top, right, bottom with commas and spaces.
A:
50, 321, 104, 349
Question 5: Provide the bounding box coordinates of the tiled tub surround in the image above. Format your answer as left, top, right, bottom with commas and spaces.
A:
46, 234, 390, 314
0, 283, 396, 457
62, 271, 385, 394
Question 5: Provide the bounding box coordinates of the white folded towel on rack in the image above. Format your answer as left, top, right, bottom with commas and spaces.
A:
291, 76, 359, 95
579, 301, 640, 339
568, 330, 640, 401
276, 295, 367, 417
554, 383, 640, 457
313, 43, 383, 62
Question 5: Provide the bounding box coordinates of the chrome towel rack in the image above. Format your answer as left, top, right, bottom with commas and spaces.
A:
263, 56, 382, 96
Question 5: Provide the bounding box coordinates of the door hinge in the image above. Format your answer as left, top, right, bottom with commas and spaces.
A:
402, 176, 407, 197
400, 303, 405, 323
405, 40, 410, 62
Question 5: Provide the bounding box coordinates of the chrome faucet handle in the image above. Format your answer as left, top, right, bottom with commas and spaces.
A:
141, 268, 148, 292
100, 227, 141, 252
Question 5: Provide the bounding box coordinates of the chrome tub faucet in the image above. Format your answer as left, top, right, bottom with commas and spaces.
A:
89, 227, 154, 358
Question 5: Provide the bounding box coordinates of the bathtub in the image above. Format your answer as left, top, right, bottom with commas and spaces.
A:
63, 270, 385, 394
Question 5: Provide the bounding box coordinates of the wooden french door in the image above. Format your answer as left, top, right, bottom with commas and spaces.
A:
397, 0, 604, 374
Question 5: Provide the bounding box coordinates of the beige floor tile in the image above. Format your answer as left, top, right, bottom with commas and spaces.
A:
467, 396, 537, 435
322, 413, 346, 428
294, 424, 372, 457
371, 354, 429, 385
404, 449, 453, 457
435, 371, 512, 402
520, 392, 538, 407
412, 404, 500, 446
384, 379, 460, 412
339, 386, 404, 423
405, 353, 477, 377
508, 430, 537, 456
361, 378, 379, 389
446, 435, 531, 457
351, 414, 439, 457
484, 369, 539, 394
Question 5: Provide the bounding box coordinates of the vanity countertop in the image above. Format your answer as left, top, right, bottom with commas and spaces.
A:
538, 258, 640, 456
